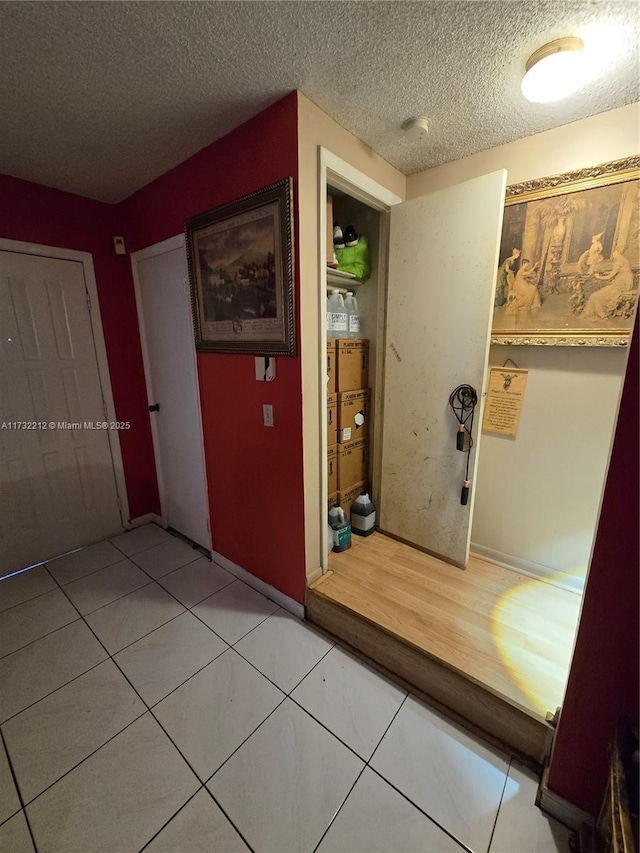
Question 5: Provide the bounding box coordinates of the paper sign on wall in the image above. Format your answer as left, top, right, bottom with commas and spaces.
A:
482, 367, 528, 438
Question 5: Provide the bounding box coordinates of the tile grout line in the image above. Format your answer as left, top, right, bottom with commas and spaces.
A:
0, 728, 39, 852
1, 552, 288, 665
10, 551, 468, 852
198, 639, 341, 798
365, 694, 473, 853
46, 556, 135, 588
14, 706, 149, 809
38, 571, 214, 850
310, 691, 410, 853
5, 531, 464, 852
311, 764, 368, 853
0, 655, 108, 726
67, 578, 155, 619
184, 574, 285, 641
132, 550, 210, 583
0, 618, 82, 664
366, 764, 473, 853
134, 778, 259, 853
1, 529, 242, 842
136, 785, 207, 853
145, 694, 286, 848
49, 556, 269, 852
0, 580, 60, 615
200, 693, 288, 783
486, 756, 512, 853
143, 642, 230, 710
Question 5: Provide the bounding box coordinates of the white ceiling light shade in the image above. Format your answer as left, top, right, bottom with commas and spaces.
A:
521, 37, 587, 103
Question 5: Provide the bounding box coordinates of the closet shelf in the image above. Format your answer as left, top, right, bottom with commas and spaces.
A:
326, 267, 362, 288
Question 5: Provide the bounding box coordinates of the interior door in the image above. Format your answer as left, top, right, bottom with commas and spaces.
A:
379, 170, 507, 567
0, 251, 123, 573
136, 245, 211, 549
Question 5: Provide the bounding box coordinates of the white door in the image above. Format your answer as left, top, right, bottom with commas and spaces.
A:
379, 171, 507, 567
135, 244, 211, 549
0, 251, 123, 573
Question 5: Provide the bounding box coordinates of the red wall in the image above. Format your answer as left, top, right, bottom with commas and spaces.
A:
0, 174, 159, 518
547, 313, 639, 815
119, 92, 306, 603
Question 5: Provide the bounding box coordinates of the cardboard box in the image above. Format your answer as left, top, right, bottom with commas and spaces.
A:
338, 437, 369, 491
328, 491, 338, 513
327, 444, 338, 494
327, 196, 335, 265
338, 481, 366, 518
337, 339, 369, 392
326, 340, 336, 394
338, 388, 370, 443
327, 392, 338, 444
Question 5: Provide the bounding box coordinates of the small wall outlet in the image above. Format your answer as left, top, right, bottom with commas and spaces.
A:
113, 236, 126, 255
263, 404, 274, 427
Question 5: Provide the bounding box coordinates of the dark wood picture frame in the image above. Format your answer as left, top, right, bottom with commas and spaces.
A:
185, 178, 295, 355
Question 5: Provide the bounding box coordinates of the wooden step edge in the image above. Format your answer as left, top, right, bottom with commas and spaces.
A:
306, 588, 552, 765
309, 581, 547, 721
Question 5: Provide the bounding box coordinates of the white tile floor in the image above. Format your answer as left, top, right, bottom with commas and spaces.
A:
0, 525, 574, 853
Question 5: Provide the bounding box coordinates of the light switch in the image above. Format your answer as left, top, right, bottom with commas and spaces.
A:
255, 357, 276, 381
263, 404, 274, 427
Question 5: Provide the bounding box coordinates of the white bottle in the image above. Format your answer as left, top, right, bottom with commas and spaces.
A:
328, 289, 348, 339
326, 292, 334, 338
344, 291, 360, 339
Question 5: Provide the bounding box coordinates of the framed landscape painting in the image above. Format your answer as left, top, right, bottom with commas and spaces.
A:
491, 157, 639, 346
186, 178, 295, 355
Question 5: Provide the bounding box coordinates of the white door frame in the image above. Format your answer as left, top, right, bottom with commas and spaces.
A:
317, 148, 402, 573
0, 237, 130, 527
130, 234, 212, 547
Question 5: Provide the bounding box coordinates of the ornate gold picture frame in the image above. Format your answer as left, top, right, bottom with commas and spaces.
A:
491, 157, 639, 347
185, 178, 295, 355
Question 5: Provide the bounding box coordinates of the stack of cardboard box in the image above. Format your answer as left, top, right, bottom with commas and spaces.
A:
327, 338, 370, 519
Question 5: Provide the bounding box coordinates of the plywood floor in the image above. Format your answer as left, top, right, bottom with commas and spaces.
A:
315, 532, 582, 719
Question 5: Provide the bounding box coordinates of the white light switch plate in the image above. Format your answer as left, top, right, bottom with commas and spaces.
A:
263, 404, 274, 427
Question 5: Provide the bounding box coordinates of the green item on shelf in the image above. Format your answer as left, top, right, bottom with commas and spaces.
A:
335, 235, 371, 282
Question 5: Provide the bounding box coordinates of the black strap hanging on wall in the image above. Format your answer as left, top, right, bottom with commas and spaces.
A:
448, 384, 478, 506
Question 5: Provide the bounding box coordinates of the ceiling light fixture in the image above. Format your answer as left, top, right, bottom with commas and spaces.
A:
522, 37, 586, 104
402, 116, 430, 142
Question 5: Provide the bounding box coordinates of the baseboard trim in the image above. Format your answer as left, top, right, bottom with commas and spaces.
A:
470, 543, 585, 594
537, 766, 595, 830
128, 513, 163, 529
306, 565, 324, 586
211, 551, 304, 619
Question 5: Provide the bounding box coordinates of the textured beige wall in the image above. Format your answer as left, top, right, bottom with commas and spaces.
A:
297, 93, 405, 582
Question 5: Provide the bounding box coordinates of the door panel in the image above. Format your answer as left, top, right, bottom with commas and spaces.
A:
379, 171, 506, 567
137, 247, 211, 549
0, 251, 122, 572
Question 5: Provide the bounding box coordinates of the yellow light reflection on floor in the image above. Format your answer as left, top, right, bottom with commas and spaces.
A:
491, 575, 582, 716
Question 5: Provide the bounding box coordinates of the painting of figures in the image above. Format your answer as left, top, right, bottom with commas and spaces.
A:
492, 159, 639, 345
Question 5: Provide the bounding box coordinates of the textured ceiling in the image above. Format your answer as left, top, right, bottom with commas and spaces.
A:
1, 1, 638, 203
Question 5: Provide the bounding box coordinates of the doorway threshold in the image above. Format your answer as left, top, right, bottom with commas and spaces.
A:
306, 532, 581, 764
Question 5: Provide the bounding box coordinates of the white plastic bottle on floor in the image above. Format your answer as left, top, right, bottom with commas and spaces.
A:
344, 291, 360, 339
328, 289, 348, 339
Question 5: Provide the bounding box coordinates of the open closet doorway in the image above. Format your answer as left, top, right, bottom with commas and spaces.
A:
308, 149, 635, 761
